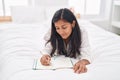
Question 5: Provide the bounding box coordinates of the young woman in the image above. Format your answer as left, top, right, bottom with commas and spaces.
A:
40, 8, 92, 74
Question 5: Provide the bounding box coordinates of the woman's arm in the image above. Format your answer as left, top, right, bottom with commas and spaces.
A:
73, 27, 92, 74
39, 30, 52, 60
80, 26, 92, 63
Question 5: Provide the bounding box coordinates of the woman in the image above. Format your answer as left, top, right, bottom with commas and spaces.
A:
40, 8, 91, 74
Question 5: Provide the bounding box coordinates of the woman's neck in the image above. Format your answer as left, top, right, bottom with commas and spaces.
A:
64, 38, 70, 46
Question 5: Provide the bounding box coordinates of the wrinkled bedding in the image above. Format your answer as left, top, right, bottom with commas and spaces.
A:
0, 20, 120, 80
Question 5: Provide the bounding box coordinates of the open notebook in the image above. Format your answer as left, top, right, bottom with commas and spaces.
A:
32, 56, 74, 70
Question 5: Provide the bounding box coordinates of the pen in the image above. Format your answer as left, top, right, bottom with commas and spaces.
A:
40, 51, 43, 55
70, 58, 74, 66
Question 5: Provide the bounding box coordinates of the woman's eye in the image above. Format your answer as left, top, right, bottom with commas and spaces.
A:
56, 28, 59, 30
63, 26, 67, 29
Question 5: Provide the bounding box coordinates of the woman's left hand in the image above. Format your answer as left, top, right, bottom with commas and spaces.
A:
73, 60, 88, 74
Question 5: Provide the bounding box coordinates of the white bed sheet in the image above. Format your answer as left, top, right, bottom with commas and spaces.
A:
0, 20, 120, 80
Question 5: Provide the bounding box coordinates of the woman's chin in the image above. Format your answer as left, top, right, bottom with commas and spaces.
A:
62, 37, 67, 39
61, 35, 69, 39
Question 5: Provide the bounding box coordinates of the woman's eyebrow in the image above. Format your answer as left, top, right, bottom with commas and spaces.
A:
61, 24, 66, 27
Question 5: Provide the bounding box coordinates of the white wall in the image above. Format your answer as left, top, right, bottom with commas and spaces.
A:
91, 0, 113, 31
33, 0, 68, 6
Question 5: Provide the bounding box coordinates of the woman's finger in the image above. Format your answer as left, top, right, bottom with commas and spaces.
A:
76, 65, 82, 73
73, 63, 80, 73
40, 55, 51, 66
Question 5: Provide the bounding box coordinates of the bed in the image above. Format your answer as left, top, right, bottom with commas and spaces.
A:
0, 20, 120, 80
1, 6, 120, 80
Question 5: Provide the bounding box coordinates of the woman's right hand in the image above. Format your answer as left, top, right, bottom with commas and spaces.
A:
40, 54, 51, 66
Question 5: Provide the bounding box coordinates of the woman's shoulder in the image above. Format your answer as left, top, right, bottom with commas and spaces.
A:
79, 26, 87, 34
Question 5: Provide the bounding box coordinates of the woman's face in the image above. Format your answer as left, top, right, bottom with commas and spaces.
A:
54, 19, 75, 40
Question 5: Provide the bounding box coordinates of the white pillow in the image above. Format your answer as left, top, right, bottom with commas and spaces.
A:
11, 6, 45, 23
45, 6, 68, 20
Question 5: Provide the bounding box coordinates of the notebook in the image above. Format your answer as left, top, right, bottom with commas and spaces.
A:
32, 56, 74, 70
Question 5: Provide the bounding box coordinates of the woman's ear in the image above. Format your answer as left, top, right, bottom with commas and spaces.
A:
72, 20, 76, 28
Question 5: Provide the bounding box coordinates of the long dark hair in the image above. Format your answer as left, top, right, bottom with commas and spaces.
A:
47, 8, 81, 58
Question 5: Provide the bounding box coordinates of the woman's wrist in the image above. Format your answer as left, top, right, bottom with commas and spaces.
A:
79, 59, 90, 65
